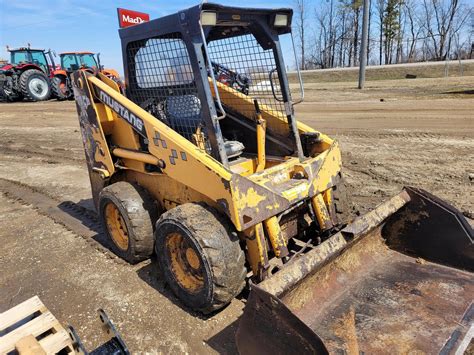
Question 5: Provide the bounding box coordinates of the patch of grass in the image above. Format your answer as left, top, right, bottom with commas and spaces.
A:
288, 60, 474, 83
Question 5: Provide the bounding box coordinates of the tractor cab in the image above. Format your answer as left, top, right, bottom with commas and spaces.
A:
52, 51, 119, 100
59, 52, 99, 72
0, 46, 54, 101
8, 47, 54, 76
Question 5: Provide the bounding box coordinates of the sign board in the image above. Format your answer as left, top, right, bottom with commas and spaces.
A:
117, 8, 150, 28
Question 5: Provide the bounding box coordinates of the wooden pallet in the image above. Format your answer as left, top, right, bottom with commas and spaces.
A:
0, 296, 74, 354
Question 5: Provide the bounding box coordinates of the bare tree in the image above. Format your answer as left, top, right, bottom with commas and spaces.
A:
376, 0, 386, 64
337, 3, 352, 67
404, 0, 423, 61
294, 0, 309, 69
367, 0, 373, 63
421, 0, 470, 60
295, 0, 471, 69
352, 0, 363, 65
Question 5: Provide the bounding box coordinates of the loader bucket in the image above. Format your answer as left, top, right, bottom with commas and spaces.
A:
236, 187, 473, 354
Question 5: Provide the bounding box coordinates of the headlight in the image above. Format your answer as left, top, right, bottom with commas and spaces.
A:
274, 14, 288, 27
201, 11, 217, 26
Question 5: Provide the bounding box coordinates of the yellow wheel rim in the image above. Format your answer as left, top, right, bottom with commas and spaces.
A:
166, 232, 204, 294
104, 202, 129, 251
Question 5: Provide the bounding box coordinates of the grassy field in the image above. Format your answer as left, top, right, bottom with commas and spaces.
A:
288, 59, 474, 83
290, 76, 474, 103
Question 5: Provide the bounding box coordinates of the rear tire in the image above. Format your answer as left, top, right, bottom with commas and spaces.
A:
20, 69, 51, 101
99, 182, 157, 264
51, 76, 71, 100
2, 77, 23, 102
155, 203, 246, 314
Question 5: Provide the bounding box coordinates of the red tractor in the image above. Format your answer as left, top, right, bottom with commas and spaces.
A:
0, 45, 55, 101
52, 52, 120, 100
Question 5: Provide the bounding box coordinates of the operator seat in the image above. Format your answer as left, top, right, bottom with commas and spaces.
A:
165, 94, 244, 158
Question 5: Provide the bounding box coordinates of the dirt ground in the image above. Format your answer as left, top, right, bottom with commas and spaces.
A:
0, 76, 473, 353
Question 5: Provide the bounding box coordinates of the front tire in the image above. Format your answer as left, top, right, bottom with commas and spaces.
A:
99, 182, 157, 263
51, 76, 71, 100
155, 203, 246, 314
20, 69, 51, 101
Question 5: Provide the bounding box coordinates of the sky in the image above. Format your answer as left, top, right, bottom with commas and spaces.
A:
1, 0, 472, 75
0, 0, 297, 75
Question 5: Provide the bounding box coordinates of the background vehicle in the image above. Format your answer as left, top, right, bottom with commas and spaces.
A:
72, 3, 473, 353
52, 51, 120, 100
0, 45, 54, 101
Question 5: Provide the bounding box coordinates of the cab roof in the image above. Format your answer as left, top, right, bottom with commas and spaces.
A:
60, 52, 94, 55
8, 47, 45, 52
119, 2, 293, 42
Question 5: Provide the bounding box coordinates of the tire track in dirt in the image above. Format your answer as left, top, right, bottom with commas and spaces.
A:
0, 178, 128, 266
0, 145, 85, 164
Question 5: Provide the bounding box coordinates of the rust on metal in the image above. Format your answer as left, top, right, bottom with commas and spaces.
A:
237, 187, 474, 354
283, 229, 473, 354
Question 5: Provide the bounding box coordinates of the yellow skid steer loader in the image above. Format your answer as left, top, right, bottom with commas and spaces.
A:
72, 3, 473, 353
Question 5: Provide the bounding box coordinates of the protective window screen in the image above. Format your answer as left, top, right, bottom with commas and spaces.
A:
126, 33, 203, 142
207, 33, 287, 121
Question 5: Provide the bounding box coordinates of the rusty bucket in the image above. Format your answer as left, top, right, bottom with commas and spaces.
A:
236, 187, 473, 354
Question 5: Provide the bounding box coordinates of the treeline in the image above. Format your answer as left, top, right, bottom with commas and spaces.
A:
293, 0, 474, 69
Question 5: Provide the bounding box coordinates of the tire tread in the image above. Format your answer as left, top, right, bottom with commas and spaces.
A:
19, 69, 51, 101
99, 182, 157, 263
156, 203, 246, 313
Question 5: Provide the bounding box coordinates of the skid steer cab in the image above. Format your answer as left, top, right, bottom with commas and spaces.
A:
72, 3, 473, 353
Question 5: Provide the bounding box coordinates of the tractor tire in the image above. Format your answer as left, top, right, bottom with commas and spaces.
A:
155, 203, 246, 314
51, 76, 71, 100
19, 69, 51, 101
4, 93, 23, 102
2, 79, 23, 102
99, 182, 158, 264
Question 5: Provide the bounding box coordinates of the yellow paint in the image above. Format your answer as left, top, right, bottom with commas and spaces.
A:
263, 216, 288, 258
112, 148, 161, 166
281, 181, 310, 201
255, 111, 266, 173
230, 158, 256, 176
311, 193, 334, 231
77, 70, 343, 282
166, 232, 204, 293
80, 77, 115, 177
244, 223, 268, 278
240, 187, 266, 208
210, 79, 334, 150
104, 202, 129, 251
323, 188, 332, 206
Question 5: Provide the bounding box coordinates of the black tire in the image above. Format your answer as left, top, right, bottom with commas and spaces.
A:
99, 182, 158, 264
19, 69, 51, 101
0, 87, 11, 102
51, 76, 71, 100
2, 79, 23, 102
4, 91, 23, 102
155, 203, 246, 314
